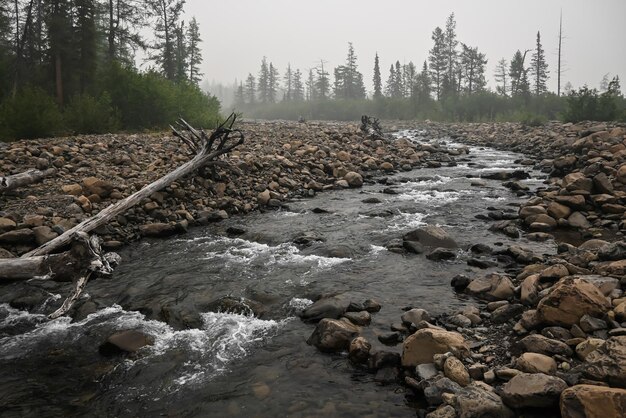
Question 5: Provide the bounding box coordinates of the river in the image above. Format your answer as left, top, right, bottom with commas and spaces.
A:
0, 130, 557, 417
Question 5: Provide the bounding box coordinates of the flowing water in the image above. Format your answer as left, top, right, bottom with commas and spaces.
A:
0, 131, 558, 417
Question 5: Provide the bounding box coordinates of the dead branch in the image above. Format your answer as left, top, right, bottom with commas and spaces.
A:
0, 168, 56, 193
23, 113, 244, 258
360, 115, 386, 140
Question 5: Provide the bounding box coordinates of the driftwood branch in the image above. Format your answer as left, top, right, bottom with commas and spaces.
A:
23, 114, 244, 258
360, 115, 386, 140
0, 168, 55, 193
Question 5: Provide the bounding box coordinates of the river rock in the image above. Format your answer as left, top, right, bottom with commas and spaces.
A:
203, 296, 267, 317
598, 241, 626, 261
306, 318, 360, 352
425, 405, 456, 418
537, 277, 611, 326
560, 385, 626, 418
444, 356, 470, 387
82, 176, 114, 197
348, 336, 371, 364
300, 295, 350, 322
403, 226, 457, 249
343, 172, 363, 188
450, 382, 515, 418
547, 202, 572, 220
0, 217, 16, 232
426, 247, 457, 261
139, 222, 179, 238
465, 273, 515, 301
99, 330, 154, 356
568, 212, 592, 229
501, 373, 568, 408
342, 311, 371, 326
517, 334, 573, 356
582, 336, 626, 387
401, 308, 431, 326
0, 228, 35, 245
576, 338, 606, 361
402, 328, 469, 367
515, 352, 557, 375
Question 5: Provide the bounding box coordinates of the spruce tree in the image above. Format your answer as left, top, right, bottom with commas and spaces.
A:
186, 17, 203, 85
292, 69, 304, 101
257, 56, 269, 103
234, 81, 244, 106
268, 62, 279, 103
283, 63, 293, 101
105, 0, 149, 63
385, 64, 395, 97
373, 52, 382, 99
245, 73, 256, 104
148, 0, 186, 81
460, 44, 487, 95
306, 68, 317, 101
315, 61, 330, 100
510, 50, 530, 97
530, 31, 549, 95
444, 13, 458, 93
429, 26, 447, 101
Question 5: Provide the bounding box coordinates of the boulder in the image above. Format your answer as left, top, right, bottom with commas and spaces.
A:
583, 336, 626, 387
547, 202, 572, 220
139, 223, 178, 238
576, 338, 606, 361
502, 373, 568, 408
560, 385, 626, 418
343, 172, 363, 188
306, 318, 360, 352
465, 273, 515, 301
563, 173, 593, 193
402, 328, 469, 367
568, 212, 592, 229
0, 217, 16, 232
537, 277, 611, 326
425, 405, 456, 418
348, 336, 371, 364
426, 247, 457, 261
32, 226, 58, 246
517, 334, 573, 356
598, 241, 626, 261
515, 352, 557, 375
403, 226, 457, 248
0, 228, 35, 245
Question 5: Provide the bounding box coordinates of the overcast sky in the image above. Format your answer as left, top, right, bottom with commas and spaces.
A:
184, 0, 626, 93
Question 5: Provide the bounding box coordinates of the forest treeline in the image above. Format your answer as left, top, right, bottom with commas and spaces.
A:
234, 14, 625, 124
0, 0, 219, 141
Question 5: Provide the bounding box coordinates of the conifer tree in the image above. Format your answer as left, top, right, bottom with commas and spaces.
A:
385, 64, 395, 97
283, 63, 293, 101
373, 52, 382, 99
257, 56, 269, 103
268, 62, 279, 103
186, 17, 203, 85
105, 0, 149, 63
292, 68, 304, 101
306, 68, 317, 101
245, 73, 256, 104
234, 81, 244, 106
315, 60, 330, 100
460, 44, 487, 95
148, 0, 186, 81
429, 26, 446, 100
510, 49, 530, 97
494, 58, 509, 96
530, 31, 549, 95
444, 13, 458, 93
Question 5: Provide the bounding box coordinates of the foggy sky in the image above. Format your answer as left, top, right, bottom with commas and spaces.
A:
184, 0, 626, 94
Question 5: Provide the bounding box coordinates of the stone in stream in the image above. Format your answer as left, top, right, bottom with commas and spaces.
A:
426, 247, 457, 261
403, 226, 457, 249
299, 295, 350, 322
306, 318, 360, 352
99, 330, 154, 356
203, 296, 268, 318
560, 385, 626, 418
348, 336, 371, 364
464, 273, 515, 301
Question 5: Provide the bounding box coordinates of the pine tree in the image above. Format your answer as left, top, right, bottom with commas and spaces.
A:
385, 64, 395, 97
245, 73, 256, 104
257, 56, 269, 103
74, 0, 98, 93
292, 68, 304, 101
373, 52, 382, 99
403, 62, 416, 98
494, 58, 509, 96
148, 0, 186, 81
173, 20, 187, 82
414, 60, 431, 103
105, 0, 149, 63
429, 26, 446, 101
186, 17, 203, 85
268, 62, 279, 103
332, 43, 366, 99
530, 31, 549, 95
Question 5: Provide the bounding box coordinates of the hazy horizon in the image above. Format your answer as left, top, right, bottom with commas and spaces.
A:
183, 0, 626, 95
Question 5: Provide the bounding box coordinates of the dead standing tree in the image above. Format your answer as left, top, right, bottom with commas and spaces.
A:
0, 113, 244, 317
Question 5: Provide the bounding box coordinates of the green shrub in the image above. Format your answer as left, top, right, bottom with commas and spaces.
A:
0, 86, 63, 140
518, 111, 547, 127
64, 93, 120, 134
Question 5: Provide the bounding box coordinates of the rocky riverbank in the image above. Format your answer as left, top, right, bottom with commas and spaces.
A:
2, 119, 626, 417
300, 120, 626, 417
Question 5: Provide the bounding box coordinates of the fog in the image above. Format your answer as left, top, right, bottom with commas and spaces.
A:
184, 0, 626, 93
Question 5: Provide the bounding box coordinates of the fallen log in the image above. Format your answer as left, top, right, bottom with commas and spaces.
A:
23, 113, 244, 258
0, 168, 56, 193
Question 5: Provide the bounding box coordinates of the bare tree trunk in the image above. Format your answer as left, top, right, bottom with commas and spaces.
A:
557, 10, 563, 97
